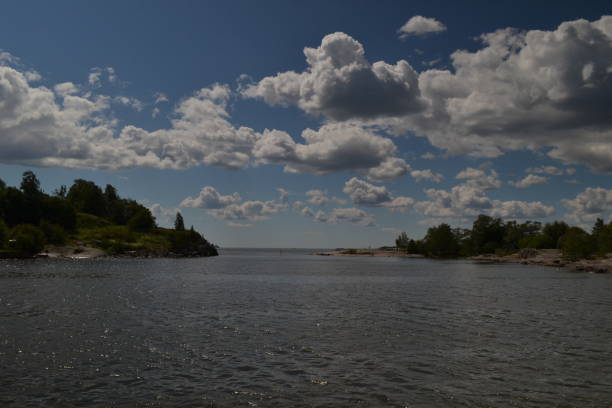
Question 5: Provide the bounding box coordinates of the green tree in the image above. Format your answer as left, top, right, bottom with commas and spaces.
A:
20, 171, 42, 197
174, 212, 185, 231
471, 215, 506, 254
53, 185, 67, 198
542, 221, 569, 249
424, 223, 460, 258
0, 219, 8, 249
67, 179, 107, 217
42, 196, 77, 231
395, 232, 409, 249
39, 220, 68, 245
559, 227, 593, 261
127, 208, 156, 232
9, 224, 46, 256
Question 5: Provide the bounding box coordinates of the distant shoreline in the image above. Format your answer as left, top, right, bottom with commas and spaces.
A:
315, 248, 612, 273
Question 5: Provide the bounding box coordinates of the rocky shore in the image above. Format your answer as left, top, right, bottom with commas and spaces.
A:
316, 248, 612, 273
470, 249, 612, 273
316, 248, 424, 258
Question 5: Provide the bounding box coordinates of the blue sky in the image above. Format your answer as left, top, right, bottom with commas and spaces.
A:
0, 1, 611, 247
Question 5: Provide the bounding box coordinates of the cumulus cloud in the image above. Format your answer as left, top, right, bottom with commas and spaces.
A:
180, 186, 288, 224
342, 177, 414, 211
526, 166, 563, 176
0, 71, 266, 170
398, 16, 447, 39
415, 169, 554, 219
410, 169, 443, 183
302, 206, 376, 227
0, 64, 415, 178
365, 157, 410, 182
243, 32, 425, 121
180, 186, 241, 209
509, 174, 548, 188
406, 16, 612, 172
113, 96, 144, 111
304, 189, 346, 207
455, 167, 502, 190
562, 187, 612, 223
54, 82, 79, 97
254, 123, 403, 176
245, 17, 612, 173
154, 92, 169, 104
148, 203, 179, 228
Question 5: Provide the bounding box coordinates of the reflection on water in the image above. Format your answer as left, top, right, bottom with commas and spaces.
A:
1, 248, 611, 407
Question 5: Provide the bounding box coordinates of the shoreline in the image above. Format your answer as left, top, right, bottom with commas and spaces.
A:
315, 248, 612, 273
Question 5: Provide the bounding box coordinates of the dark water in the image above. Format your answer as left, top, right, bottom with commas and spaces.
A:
1, 249, 611, 407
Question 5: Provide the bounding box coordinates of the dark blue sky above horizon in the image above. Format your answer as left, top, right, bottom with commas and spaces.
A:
0, 1, 611, 247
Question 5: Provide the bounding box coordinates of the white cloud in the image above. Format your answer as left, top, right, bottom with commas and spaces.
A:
243, 32, 425, 121
489, 200, 555, 218
562, 187, 612, 223
509, 174, 548, 188
227, 222, 252, 228
343, 177, 413, 211
148, 203, 179, 228
303, 207, 376, 227
526, 166, 563, 176
455, 167, 501, 190
410, 169, 443, 183
365, 157, 410, 182
180, 186, 288, 223
180, 186, 241, 209
398, 16, 447, 39
54, 82, 79, 97
415, 169, 554, 220
407, 16, 612, 172
113, 96, 144, 111
154, 92, 169, 104
254, 123, 401, 176
244, 17, 612, 173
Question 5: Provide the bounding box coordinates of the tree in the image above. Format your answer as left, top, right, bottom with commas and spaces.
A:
542, 221, 569, 249
395, 232, 409, 249
53, 185, 67, 198
67, 179, 107, 217
174, 212, 185, 231
0, 219, 8, 249
20, 171, 42, 197
471, 215, 505, 254
127, 208, 156, 232
559, 227, 593, 261
9, 224, 46, 256
424, 223, 460, 258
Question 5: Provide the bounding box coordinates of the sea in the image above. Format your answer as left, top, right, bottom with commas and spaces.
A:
1, 248, 611, 407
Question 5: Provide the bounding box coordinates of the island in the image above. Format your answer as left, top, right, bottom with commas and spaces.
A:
0, 171, 218, 259
317, 215, 612, 273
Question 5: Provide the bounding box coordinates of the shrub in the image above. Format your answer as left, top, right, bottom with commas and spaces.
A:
9, 224, 46, 255
39, 220, 68, 245
519, 234, 554, 249
127, 209, 155, 232
77, 213, 112, 230
559, 227, 593, 261
0, 219, 8, 249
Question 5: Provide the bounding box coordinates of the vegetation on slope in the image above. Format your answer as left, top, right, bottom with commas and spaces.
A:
0, 171, 218, 258
395, 215, 612, 261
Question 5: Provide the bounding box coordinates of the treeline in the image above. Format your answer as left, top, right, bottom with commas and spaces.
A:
395, 215, 612, 261
0, 171, 217, 257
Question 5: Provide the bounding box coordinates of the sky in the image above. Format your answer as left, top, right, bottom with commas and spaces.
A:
0, 0, 611, 248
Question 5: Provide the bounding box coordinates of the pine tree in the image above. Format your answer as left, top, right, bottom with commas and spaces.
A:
174, 212, 185, 231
